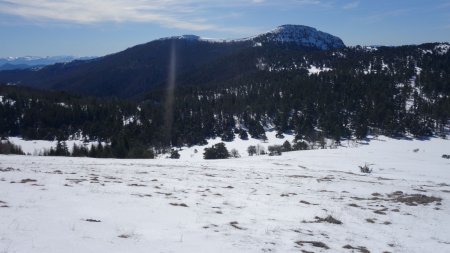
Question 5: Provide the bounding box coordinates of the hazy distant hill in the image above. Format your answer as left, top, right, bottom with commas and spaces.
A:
0, 56, 96, 71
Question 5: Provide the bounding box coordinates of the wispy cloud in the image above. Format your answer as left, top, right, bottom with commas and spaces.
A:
343, 1, 359, 10
0, 0, 277, 32
358, 8, 412, 24
294, 0, 322, 4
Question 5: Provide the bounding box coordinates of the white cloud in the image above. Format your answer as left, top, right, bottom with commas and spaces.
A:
0, 0, 264, 31
0, 0, 333, 32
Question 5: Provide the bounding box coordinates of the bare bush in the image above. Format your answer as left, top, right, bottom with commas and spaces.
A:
359, 163, 373, 173
230, 149, 240, 158
247, 145, 256, 156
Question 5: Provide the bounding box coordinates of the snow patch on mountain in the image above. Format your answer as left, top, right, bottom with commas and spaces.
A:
251, 25, 345, 50
362, 46, 378, 52
0, 95, 16, 106
123, 116, 142, 126
419, 44, 450, 56
434, 43, 450, 55
159, 25, 345, 50
307, 65, 332, 75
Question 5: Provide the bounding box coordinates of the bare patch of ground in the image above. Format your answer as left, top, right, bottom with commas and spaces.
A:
387, 191, 442, 206
0, 200, 9, 208
11, 178, 37, 184
85, 219, 101, 222
169, 203, 188, 207
296, 240, 329, 249
229, 221, 246, 230
0, 167, 19, 172
343, 244, 370, 253
128, 183, 147, 187
304, 215, 343, 224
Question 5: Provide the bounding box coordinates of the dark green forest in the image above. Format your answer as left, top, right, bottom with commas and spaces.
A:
0, 43, 449, 158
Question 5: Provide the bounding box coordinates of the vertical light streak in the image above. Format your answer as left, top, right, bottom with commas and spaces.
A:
163, 40, 177, 145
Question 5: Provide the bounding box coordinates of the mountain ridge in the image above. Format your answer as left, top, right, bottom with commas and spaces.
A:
0, 24, 346, 97
0, 25, 448, 99
157, 24, 346, 50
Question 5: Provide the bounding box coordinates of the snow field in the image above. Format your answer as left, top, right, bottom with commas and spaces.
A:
0, 136, 449, 252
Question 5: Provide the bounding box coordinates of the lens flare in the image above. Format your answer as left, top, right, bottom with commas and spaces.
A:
163, 40, 177, 145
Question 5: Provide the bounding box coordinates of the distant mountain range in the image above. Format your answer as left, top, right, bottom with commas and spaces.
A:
0, 25, 346, 97
0, 56, 96, 71
0, 24, 448, 99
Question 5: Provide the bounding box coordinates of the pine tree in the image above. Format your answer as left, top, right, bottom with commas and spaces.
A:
282, 140, 292, 152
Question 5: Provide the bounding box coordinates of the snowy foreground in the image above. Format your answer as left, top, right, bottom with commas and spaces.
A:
1, 137, 449, 253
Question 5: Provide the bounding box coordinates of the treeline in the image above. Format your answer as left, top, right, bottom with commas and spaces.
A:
0, 86, 163, 158
0, 140, 24, 155
42, 140, 154, 159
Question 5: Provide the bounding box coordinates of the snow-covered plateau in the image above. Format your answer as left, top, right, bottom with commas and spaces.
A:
0, 136, 449, 252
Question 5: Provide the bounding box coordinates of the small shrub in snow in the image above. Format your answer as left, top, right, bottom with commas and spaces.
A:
442, 154, 450, 159
230, 149, 240, 158
256, 144, 266, 155
314, 215, 343, 225
248, 144, 266, 156
282, 140, 292, 152
359, 163, 373, 174
295, 241, 329, 249
170, 150, 180, 159
247, 145, 257, 156
268, 145, 282, 156
293, 141, 308, 150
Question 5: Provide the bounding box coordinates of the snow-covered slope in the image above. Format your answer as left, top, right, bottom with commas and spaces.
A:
175, 131, 295, 160
0, 136, 449, 253
6, 133, 292, 158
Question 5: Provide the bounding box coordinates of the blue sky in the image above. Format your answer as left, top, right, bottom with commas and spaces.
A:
0, 0, 449, 57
